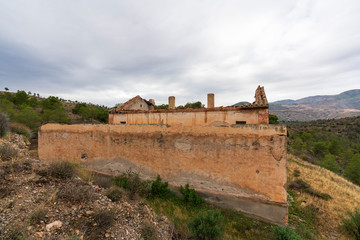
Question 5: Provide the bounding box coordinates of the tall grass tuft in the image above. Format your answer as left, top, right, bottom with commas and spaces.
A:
0, 143, 19, 161
48, 161, 76, 179
188, 210, 224, 240
341, 209, 360, 240
0, 112, 9, 137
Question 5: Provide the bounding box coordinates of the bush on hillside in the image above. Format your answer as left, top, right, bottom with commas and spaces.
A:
48, 161, 76, 179
0, 143, 19, 161
28, 97, 39, 107
84, 209, 115, 239
29, 207, 48, 225
72, 103, 108, 123
41, 108, 70, 124
319, 154, 340, 173
344, 154, 360, 185
111, 171, 143, 199
10, 122, 32, 139
312, 142, 328, 157
149, 175, 170, 199
13, 90, 28, 106
41, 96, 62, 110
341, 209, 360, 240
14, 106, 40, 129
104, 186, 124, 202
188, 210, 224, 240
180, 184, 204, 206
273, 226, 302, 240
0, 99, 16, 120
56, 181, 95, 203
0, 112, 9, 137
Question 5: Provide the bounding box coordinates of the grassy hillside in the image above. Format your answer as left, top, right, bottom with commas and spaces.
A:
288, 116, 360, 186
287, 154, 360, 239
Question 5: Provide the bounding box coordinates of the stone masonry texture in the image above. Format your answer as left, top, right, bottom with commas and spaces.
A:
38, 123, 287, 224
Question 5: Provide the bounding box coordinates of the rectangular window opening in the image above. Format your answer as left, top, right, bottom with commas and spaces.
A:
120, 121, 126, 124
236, 121, 246, 125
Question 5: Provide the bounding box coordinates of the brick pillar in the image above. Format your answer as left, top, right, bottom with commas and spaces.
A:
207, 93, 215, 108
169, 96, 175, 109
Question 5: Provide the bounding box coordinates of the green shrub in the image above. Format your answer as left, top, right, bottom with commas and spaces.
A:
0, 112, 9, 137
188, 210, 224, 240
14, 106, 40, 128
149, 175, 169, 199
10, 122, 31, 138
180, 184, 204, 206
184, 101, 204, 109
72, 103, 108, 123
319, 154, 340, 173
0, 143, 19, 161
13, 90, 28, 106
29, 207, 48, 225
341, 209, 360, 240
111, 173, 130, 188
344, 154, 360, 185
0, 99, 16, 120
41, 96, 62, 110
41, 108, 70, 124
293, 169, 301, 177
104, 186, 123, 202
269, 114, 279, 124
273, 226, 302, 240
140, 222, 158, 240
111, 171, 142, 199
48, 161, 76, 179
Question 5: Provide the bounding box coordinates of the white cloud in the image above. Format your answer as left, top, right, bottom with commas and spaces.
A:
0, 0, 359, 106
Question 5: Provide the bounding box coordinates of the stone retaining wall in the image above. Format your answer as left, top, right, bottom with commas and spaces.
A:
38, 123, 287, 224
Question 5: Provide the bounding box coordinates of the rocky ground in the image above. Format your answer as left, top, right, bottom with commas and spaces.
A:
0, 134, 176, 240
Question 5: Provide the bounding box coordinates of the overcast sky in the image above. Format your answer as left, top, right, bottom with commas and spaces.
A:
0, 0, 359, 107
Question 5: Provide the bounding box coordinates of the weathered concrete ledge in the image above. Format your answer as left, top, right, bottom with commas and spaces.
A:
38, 123, 287, 224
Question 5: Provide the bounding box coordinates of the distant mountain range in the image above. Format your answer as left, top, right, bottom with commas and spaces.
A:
235, 89, 360, 122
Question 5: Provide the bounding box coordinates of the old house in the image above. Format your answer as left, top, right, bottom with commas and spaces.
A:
109, 86, 269, 126
116, 95, 155, 111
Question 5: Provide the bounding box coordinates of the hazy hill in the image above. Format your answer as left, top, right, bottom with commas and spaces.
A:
269, 89, 360, 122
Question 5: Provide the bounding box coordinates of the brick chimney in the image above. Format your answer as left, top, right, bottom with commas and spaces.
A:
207, 93, 215, 108
149, 99, 155, 105
169, 96, 175, 109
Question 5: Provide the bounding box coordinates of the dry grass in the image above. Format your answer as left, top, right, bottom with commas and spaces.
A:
287, 154, 360, 236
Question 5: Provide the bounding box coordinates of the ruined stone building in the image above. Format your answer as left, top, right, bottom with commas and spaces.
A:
109, 86, 269, 126
38, 86, 287, 225
116, 95, 155, 111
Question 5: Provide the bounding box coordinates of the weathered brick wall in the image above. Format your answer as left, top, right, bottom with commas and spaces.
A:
109, 108, 269, 126
38, 123, 287, 224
